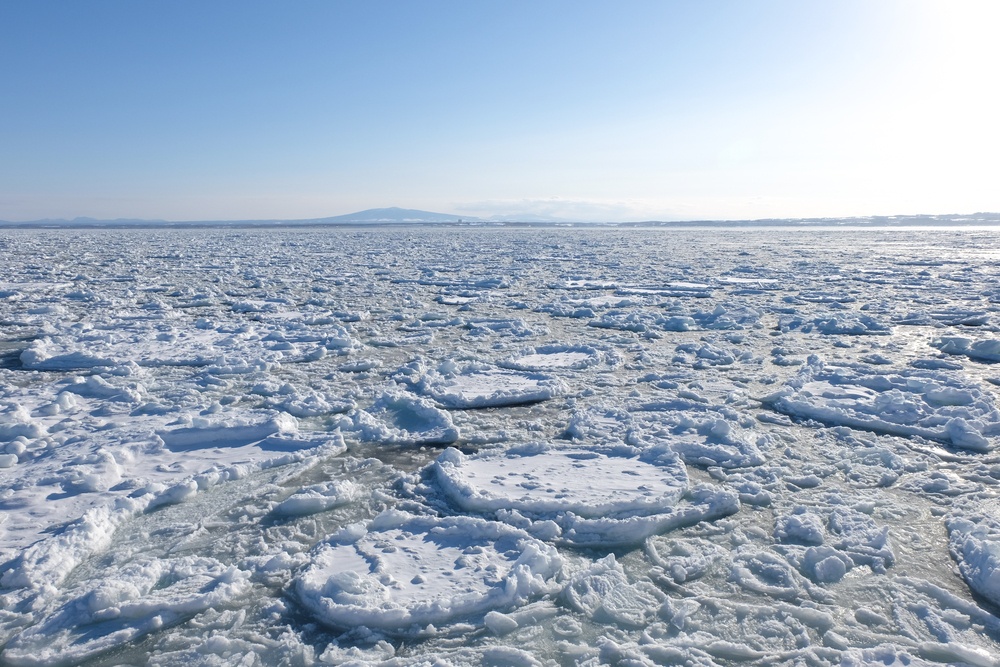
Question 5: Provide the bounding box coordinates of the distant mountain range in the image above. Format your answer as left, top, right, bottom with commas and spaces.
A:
1, 207, 999, 228
315, 207, 477, 223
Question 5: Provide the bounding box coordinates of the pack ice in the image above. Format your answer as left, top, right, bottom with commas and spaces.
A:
3, 225, 1000, 665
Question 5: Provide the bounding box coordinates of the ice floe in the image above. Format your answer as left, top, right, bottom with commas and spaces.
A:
933, 336, 1000, 363
292, 512, 562, 636
763, 357, 1000, 451
499, 343, 606, 371
418, 365, 567, 408
335, 389, 459, 445
3, 556, 250, 667
416, 445, 739, 546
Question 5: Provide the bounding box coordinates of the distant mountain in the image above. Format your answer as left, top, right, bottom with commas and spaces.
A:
313, 207, 481, 224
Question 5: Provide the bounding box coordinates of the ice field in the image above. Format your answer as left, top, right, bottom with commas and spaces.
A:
3, 225, 1000, 665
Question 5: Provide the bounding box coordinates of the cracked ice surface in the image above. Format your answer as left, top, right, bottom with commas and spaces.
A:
3, 226, 1000, 665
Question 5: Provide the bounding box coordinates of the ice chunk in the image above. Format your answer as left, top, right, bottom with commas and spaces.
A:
63, 375, 143, 402
0, 404, 46, 441
775, 509, 826, 545
2, 557, 250, 667
673, 341, 753, 368
646, 536, 724, 584
465, 317, 540, 338
499, 344, 604, 371
665, 418, 766, 469
292, 512, 562, 635
564, 405, 637, 446
561, 555, 663, 627
335, 389, 459, 445
625, 404, 767, 469
157, 413, 298, 452
947, 512, 1000, 607
780, 312, 891, 335
266, 390, 354, 417
933, 336, 1000, 363
763, 359, 1000, 451
731, 551, 816, 601
777, 505, 895, 579
19, 337, 117, 370
272, 480, 359, 517
420, 367, 566, 409
1, 500, 144, 590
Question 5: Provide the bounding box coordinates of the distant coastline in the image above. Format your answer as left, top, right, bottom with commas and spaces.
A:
2, 207, 998, 230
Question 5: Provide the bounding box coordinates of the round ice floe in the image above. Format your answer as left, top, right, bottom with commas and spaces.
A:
2, 556, 250, 667
432, 446, 687, 518
292, 512, 562, 635
424, 446, 737, 547
421, 367, 566, 408
499, 344, 603, 371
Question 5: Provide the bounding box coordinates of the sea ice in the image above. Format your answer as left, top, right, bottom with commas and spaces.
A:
418, 365, 566, 408
334, 389, 460, 445
764, 357, 1000, 451
2, 557, 250, 667
292, 512, 562, 635
421, 445, 738, 546
4, 226, 1000, 664
947, 512, 1000, 608
499, 343, 605, 371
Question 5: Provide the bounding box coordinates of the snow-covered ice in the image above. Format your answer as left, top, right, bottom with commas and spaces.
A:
4, 225, 1000, 664
418, 364, 567, 408
293, 512, 562, 636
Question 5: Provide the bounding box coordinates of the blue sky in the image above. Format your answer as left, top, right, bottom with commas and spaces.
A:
1, 1, 997, 222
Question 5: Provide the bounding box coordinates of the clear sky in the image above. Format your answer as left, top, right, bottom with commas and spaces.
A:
1, 0, 998, 222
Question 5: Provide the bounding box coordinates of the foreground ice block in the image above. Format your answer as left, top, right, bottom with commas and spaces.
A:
293, 512, 562, 636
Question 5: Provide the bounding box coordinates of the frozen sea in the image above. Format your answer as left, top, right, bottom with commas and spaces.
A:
2, 225, 1000, 666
